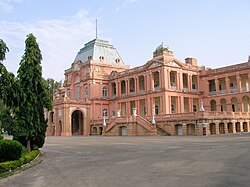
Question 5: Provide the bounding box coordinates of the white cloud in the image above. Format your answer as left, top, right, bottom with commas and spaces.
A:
0, 9, 96, 80
115, 0, 139, 13
0, 0, 26, 12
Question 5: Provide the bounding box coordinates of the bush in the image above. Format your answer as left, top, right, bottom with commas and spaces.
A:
0, 140, 22, 162
0, 134, 3, 140
0, 149, 39, 173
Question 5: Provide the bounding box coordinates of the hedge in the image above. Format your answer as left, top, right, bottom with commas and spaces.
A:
0, 140, 22, 162
0, 149, 40, 173
0, 135, 3, 140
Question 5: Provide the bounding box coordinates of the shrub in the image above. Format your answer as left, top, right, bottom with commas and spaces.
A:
0, 134, 3, 140
0, 149, 40, 173
0, 140, 22, 163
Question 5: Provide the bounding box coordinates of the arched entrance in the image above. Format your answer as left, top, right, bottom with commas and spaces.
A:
187, 124, 195, 135
210, 123, 216, 134
120, 126, 127, 136
175, 124, 183, 136
235, 122, 240, 133
219, 123, 225, 134
71, 110, 83, 135
243, 122, 248, 132
228, 123, 233, 133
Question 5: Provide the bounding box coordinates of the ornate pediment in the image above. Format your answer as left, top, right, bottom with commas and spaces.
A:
166, 60, 182, 67
147, 61, 163, 69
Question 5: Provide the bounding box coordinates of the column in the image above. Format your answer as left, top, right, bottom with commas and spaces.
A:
215, 79, 219, 95
127, 79, 130, 95
188, 74, 192, 92
189, 98, 193, 112
116, 81, 119, 97
162, 67, 166, 89
182, 124, 187, 136
237, 75, 242, 92
225, 77, 230, 93
167, 70, 171, 89
151, 72, 155, 91
179, 71, 183, 91
232, 122, 236, 133
240, 121, 243, 132
176, 71, 180, 90
224, 123, 228, 134
135, 77, 138, 94
247, 121, 250, 132
177, 96, 181, 113
180, 96, 184, 113
215, 122, 220, 134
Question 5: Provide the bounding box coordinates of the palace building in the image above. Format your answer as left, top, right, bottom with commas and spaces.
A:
47, 38, 250, 136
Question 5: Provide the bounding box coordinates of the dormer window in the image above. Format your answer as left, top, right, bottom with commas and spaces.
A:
115, 58, 120, 63
99, 56, 104, 61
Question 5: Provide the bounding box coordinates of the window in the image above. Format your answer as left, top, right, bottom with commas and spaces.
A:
112, 111, 115, 117
76, 87, 80, 99
85, 86, 88, 98
193, 105, 197, 112
112, 83, 116, 95
102, 87, 108, 98
155, 105, 159, 115
103, 109, 108, 118
171, 104, 175, 113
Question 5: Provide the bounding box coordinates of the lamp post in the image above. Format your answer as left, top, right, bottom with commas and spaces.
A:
103, 111, 106, 126
152, 106, 156, 124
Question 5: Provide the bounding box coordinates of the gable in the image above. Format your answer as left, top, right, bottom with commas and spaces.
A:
147, 61, 163, 69
166, 60, 183, 67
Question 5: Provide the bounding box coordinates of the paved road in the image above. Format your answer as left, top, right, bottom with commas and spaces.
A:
1, 134, 250, 187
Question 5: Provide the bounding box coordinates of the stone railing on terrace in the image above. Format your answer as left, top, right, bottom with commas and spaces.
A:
200, 62, 249, 77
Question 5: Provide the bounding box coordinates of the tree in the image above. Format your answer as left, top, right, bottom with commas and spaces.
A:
0, 39, 9, 62
46, 78, 60, 97
15, 34, 52, 151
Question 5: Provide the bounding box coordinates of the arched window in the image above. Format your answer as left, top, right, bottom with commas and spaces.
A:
102, 86, 108, 98
103, 109, 108, 118
210, 100, 217, 111
155, 105, 159, 115
76, 86, 80, 99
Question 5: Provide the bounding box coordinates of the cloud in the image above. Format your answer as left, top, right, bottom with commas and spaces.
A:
0, 9, 96, 80
0, 0, 26, 13
115, 0, 139, 13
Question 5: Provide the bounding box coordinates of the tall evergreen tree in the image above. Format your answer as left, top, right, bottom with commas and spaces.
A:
15, 34, 51, 151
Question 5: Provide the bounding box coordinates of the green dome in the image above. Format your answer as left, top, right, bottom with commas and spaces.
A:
155, 43, 169, 52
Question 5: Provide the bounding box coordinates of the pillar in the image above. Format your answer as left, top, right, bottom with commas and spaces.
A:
215, 122, 220, 134
215, 79, 219, 95
225, 77, 230, 93
182, 124, 187, 135
232, 122, 236, 133
224, 122, 228, 134
237, 75, 242, 93
167, 70, 171, 89
179, 71, 183, 91
240, 121, 243, 132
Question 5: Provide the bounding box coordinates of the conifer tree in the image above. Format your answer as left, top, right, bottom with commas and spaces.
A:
15, 34, 51, 151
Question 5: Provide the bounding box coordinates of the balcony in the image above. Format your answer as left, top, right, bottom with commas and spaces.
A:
139, 89, 145, 94
209, 91, 216, 96
219, 90, 227, 95
154, 86, 159, 92
171, 86, 177, 90
183, 87, 189, 92
230, 87, 237, 93
242, 86, 249, 92
192, 89, 198, 93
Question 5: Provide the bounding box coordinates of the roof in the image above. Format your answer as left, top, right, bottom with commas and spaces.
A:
74, 38, 124, 64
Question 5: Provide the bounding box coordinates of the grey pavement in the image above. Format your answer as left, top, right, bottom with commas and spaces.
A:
1, 134, 250, 187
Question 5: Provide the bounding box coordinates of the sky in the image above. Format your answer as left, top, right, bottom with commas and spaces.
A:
0, 0, 250, 81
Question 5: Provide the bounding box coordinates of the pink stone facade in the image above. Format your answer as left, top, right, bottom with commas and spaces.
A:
46, 39, 250, 136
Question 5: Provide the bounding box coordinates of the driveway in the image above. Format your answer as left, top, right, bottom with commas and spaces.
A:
1, 134, 250, 187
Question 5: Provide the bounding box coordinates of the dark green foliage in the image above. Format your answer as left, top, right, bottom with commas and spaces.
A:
0, 149, 40, 173
0, 39, 9, 62
0, 100, 16, 133
46, 78, 60, 96
0, 35, 52, 152
0, 135, 3, 140
12, 34, 52, 151
0, 140, 22, 162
